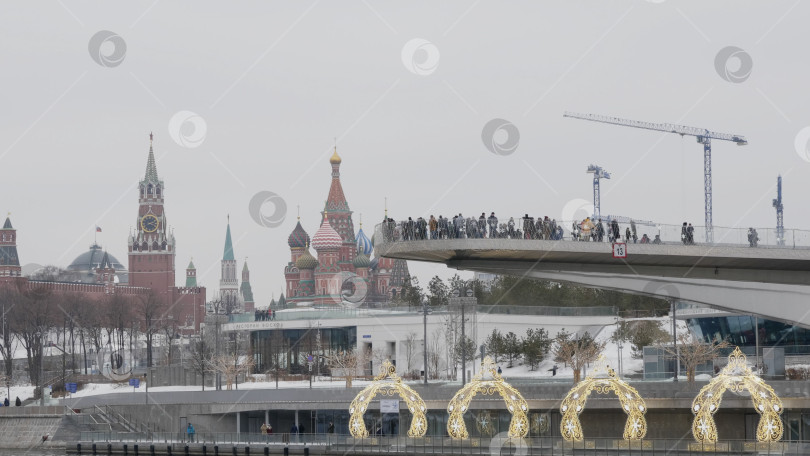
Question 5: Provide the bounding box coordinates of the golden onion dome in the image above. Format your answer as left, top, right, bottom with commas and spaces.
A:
329, 147, 342, 164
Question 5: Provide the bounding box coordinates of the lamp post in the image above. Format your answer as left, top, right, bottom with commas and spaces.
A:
36, 329, 45, 406
421, 300, 431, 385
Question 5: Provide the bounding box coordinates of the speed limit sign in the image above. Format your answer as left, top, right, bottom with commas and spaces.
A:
612, 242, 627, 258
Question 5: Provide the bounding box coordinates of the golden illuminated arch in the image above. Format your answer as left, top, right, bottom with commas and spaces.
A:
560, 355, 647, 442
447, 356, 529, 439
691, 347, 783, 443
348, 360, 427, 438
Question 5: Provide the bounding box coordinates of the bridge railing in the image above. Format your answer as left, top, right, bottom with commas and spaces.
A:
374, 218, 810, 249
76, 432, 810, 454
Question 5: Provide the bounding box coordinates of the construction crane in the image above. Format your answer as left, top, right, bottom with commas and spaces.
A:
586, 164, 611, 219
773, 175, 784, 246
564, 111, 748, 243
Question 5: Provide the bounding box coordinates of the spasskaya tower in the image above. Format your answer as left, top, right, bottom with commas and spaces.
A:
128, 133, 176, 300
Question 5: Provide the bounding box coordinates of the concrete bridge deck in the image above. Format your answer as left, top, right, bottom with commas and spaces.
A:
373, 235, 810, 327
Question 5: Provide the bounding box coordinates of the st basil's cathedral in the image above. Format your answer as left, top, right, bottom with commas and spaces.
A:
283, 148, 409, 306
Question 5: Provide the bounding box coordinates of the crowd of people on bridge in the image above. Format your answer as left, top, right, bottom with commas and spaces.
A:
254, 308, 276, 321
381, 214, 677, 245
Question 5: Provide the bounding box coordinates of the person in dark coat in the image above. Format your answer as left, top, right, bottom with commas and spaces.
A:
681, 222, 688, 245
3, 398, 8, 407
328, 422, 335, 434
15, 397, 20, 406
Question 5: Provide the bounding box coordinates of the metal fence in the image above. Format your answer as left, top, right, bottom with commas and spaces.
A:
76, 432, 810, 455
375, 219, 810, 250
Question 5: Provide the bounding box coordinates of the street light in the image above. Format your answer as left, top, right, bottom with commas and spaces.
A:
451, 287, 475, 385
36, 330, 45, 406
421, 300, 432, 385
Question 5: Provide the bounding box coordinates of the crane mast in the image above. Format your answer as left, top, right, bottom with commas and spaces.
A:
564, 111, 747, 244
586, 164, 611, 220
773, 175, 784, 246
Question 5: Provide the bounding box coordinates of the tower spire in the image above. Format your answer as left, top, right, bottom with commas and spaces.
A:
223, 217, 234, 261
144, 132, 159, 182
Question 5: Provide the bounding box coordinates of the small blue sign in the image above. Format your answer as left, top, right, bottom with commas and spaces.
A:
65, 382, 78, 393
128, 378, 140, 388
362, 335, 371, 339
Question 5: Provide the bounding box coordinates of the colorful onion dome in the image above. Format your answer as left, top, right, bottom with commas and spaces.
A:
311, 213, 342, 250
330, 147, 342, 164
353, 251, 370, 268
356, 226, 373, 256
287, 219, 310, 249
295, 246, 319, 269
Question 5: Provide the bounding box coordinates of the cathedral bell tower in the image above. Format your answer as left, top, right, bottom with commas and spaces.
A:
128, 133, 176, 297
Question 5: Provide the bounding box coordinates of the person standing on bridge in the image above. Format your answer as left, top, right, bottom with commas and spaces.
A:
610, 219, 620, 242
429, 215, 437, 239
522, 214, 532, 239
507, 217, 516, 238
626, 227, 631, 244
630, 220, 638, 243
187, 423, 195, 442
748, 228, 759, 247
681, 222, 688, 245
687, 223, 695, 245
487, 212, 498, 238
478, 213, 487, 238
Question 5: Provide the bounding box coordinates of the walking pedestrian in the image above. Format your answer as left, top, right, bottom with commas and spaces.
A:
187, 423, 195, 442
630, 220, 638, 244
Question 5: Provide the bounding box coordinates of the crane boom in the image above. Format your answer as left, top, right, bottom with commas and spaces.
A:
563, 112, 747, 145
564, 111, 748, 244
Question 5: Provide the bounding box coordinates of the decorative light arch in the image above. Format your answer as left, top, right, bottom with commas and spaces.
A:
447, 356, 529, 439
692, 347, 783, 443
348, 360, 427, 438
560, 355, 647, 442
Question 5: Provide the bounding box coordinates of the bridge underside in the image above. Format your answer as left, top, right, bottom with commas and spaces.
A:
376, 239, 810, 328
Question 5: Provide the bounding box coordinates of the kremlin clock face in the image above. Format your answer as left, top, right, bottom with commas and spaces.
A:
140, 214, 159, 233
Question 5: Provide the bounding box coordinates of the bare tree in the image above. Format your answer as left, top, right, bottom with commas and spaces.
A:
403, 331, 419, 375
136, 291, 163, 368
208, 353, 255, 390
664, 333, 730, 383
553, 330, 606, 383
429, 327, 444, 380
327, 348, 360, 387
12, 285, 54, 399
189, 339, 212, 391
0, 287, 20, 379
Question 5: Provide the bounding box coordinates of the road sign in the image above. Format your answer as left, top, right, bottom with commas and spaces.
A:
128, 378, 140, 388
612, 242, 627, 258
307, 354, 314, 363
65, 382, 78, 394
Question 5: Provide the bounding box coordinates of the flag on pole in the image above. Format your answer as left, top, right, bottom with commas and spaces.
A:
96, 226, 102, 232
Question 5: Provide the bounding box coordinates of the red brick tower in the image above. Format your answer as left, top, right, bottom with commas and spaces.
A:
128, 133, 176, 304
96, 251, 116, 294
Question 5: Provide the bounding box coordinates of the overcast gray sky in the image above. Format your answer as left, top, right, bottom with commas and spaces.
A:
2, 1, 809, 304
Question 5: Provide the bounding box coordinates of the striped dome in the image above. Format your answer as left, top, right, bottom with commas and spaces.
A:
356, 227, 373, 256
353, 252, 370, 268
287, 220, 310, 249
311, 215, 342, 250
295, 248, 319, 269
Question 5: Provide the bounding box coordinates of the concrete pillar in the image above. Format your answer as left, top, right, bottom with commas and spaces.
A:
295, 409, 299, 427
265, 410, 269, 427
236, 412, 241, 439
